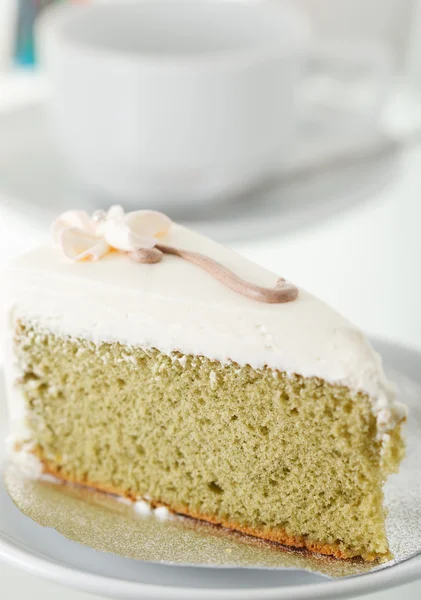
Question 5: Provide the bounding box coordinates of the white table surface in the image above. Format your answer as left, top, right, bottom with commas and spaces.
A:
1, 72, 421, 599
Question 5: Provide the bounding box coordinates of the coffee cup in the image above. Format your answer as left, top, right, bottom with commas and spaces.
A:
38, 0, 309, 208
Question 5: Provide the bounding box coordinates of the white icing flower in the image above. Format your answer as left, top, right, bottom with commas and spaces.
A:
52, 210, 98, 245
60, 228, 110, 262
102, 208, 172, 252
52, 206, 172, 262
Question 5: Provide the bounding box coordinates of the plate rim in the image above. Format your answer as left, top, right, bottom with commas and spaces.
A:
1, 337, 421, 600
1, 535, 420, 600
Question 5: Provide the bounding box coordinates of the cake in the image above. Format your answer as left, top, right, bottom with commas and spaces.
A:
4, 206, 406, 561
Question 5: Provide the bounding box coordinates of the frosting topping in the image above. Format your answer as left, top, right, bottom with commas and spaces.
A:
52, 206, 298, 304
52, 206, 172, 259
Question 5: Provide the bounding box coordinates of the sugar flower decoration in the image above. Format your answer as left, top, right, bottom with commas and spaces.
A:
52, 205, 172, 262
51, 205, 298, 304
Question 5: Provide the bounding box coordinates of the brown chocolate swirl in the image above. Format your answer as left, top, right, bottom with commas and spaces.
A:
128, 245, 298, 304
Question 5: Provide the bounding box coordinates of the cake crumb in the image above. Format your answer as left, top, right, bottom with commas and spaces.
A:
123, 354, 137, 365
209, 371, 217, 389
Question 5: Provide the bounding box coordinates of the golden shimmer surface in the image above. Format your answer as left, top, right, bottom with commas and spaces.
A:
14, 323, 405, 560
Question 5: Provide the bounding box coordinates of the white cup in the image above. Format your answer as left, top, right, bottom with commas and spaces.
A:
38, 0, 308, 208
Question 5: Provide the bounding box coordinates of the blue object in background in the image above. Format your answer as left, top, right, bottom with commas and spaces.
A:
14, 0, 63, 67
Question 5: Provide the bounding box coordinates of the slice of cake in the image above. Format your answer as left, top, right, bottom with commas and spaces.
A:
4, 206, 406, 561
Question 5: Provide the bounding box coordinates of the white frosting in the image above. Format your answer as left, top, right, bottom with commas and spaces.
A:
8, 443, 44, 479
4, 222, 405, 435
154, 506, 172, 521
134, 500, 153, 516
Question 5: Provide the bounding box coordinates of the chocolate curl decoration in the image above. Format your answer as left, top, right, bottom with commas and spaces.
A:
128, 245, 298, 304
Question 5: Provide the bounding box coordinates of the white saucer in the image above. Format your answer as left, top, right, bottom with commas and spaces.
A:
1, 338, 421, 600
0, 102, 402, 243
